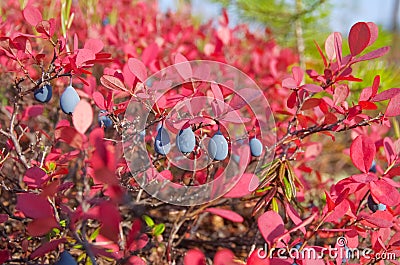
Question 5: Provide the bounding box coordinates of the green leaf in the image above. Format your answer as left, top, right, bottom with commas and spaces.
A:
59, 219, 67, 228
73, 244, 83, 249
51, 227, 61, 235
153, 223, 165, 236
271, 197, 279, 213
143, 215, 155, 227
282, 175, 292, 201
89, 226, 101, 241
77, 252, 86, 262
85, 257, 93, 265
48, 161, 56, 172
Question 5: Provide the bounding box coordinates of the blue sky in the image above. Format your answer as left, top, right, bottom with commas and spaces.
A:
159, 0, 400, 33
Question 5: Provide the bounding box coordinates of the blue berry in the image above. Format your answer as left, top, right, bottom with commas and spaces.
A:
176, 126, 195, 153
60, 85, 80, 114
155, 126, 171, 155
102, 17, 110, 26
369, 160, 377, 173
367, 194, 386, 212
249, 137, 263, 157
98, 110, 113, 128
34, 84, 52, 103
208, 130, 228, 161
55, 251, 77, 265
294, 243, 302, 250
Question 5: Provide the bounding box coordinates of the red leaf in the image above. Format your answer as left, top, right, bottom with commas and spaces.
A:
99, 202, 121, 243
301, 84, 323, 93
359, 101, 377, 110
325, 191, 336, 212
287, 91, 297, 109
286, 203, 306, 234
360, 211, 393, 228
354, 46, 390, 63
258, 211, 285, 245
220, 110, 250, 123
333, 84, 349, 105
76, 48, 96, 67
16, 193, 54, 219
23, 5, 42, 26
23, 105, 44, 120
325, 32, 337, 61
30, 238, 66, 259
348, 22, 371, 56
174, 53, 193, 80
383, 137, 396, 164
73, 100, 93, 134
367, 22, 379, 46
0, 214, 8, 223
126, 219, 148, 251
334, 32, 343, 65
23, 166, 49, 188
84, 39, 104, 54
229, 88, 262, 110
282, 78, 298, 89
128, 58, 147, 82
214, 249, 237, 265
141, 43, 159, 66
27, 216, 59, 236
314, 40, 327, 67
351, 173, 377, 183
370, 180, 400, 206
291, 66, 303, 85
126, 256, 146, 265
217, 27, 231, 45
371, 75, 380, 97
372, 88, 400, 102
205, 208, 244, 223
0, 250, 10, 264
301, 98, 321, 110
224, 173, 259, 198
36, 20, 55, 38
350, 135, 375, 173
54, 126, 83, 149
211, 83, 225, 116
93, 91, 106, 109
385, 93, 400, 117
100, 75, 127, 91
184, 249, 205, 265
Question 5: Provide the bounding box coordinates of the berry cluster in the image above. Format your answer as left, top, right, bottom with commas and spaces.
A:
153, 124, 264, 161
35, 82, 114, 129
34, 83, 81, 115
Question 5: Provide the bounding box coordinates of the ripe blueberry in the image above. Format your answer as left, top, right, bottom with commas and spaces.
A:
367, 194, 386, 212
34, 84, 53, 103
60, 85, 80, 114
208, 130, 228, 161
55, 251, 77, 265
98, 110, 113, 128
155, 126, 171, 155
176, 125, 195, 153
369, 160, 377, 173
249, 137, 263, 157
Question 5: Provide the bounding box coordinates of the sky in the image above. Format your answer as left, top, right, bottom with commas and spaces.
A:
158, 0, 400, 34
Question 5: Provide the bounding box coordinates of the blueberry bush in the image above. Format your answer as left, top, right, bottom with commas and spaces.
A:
0, 1, 399, 265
